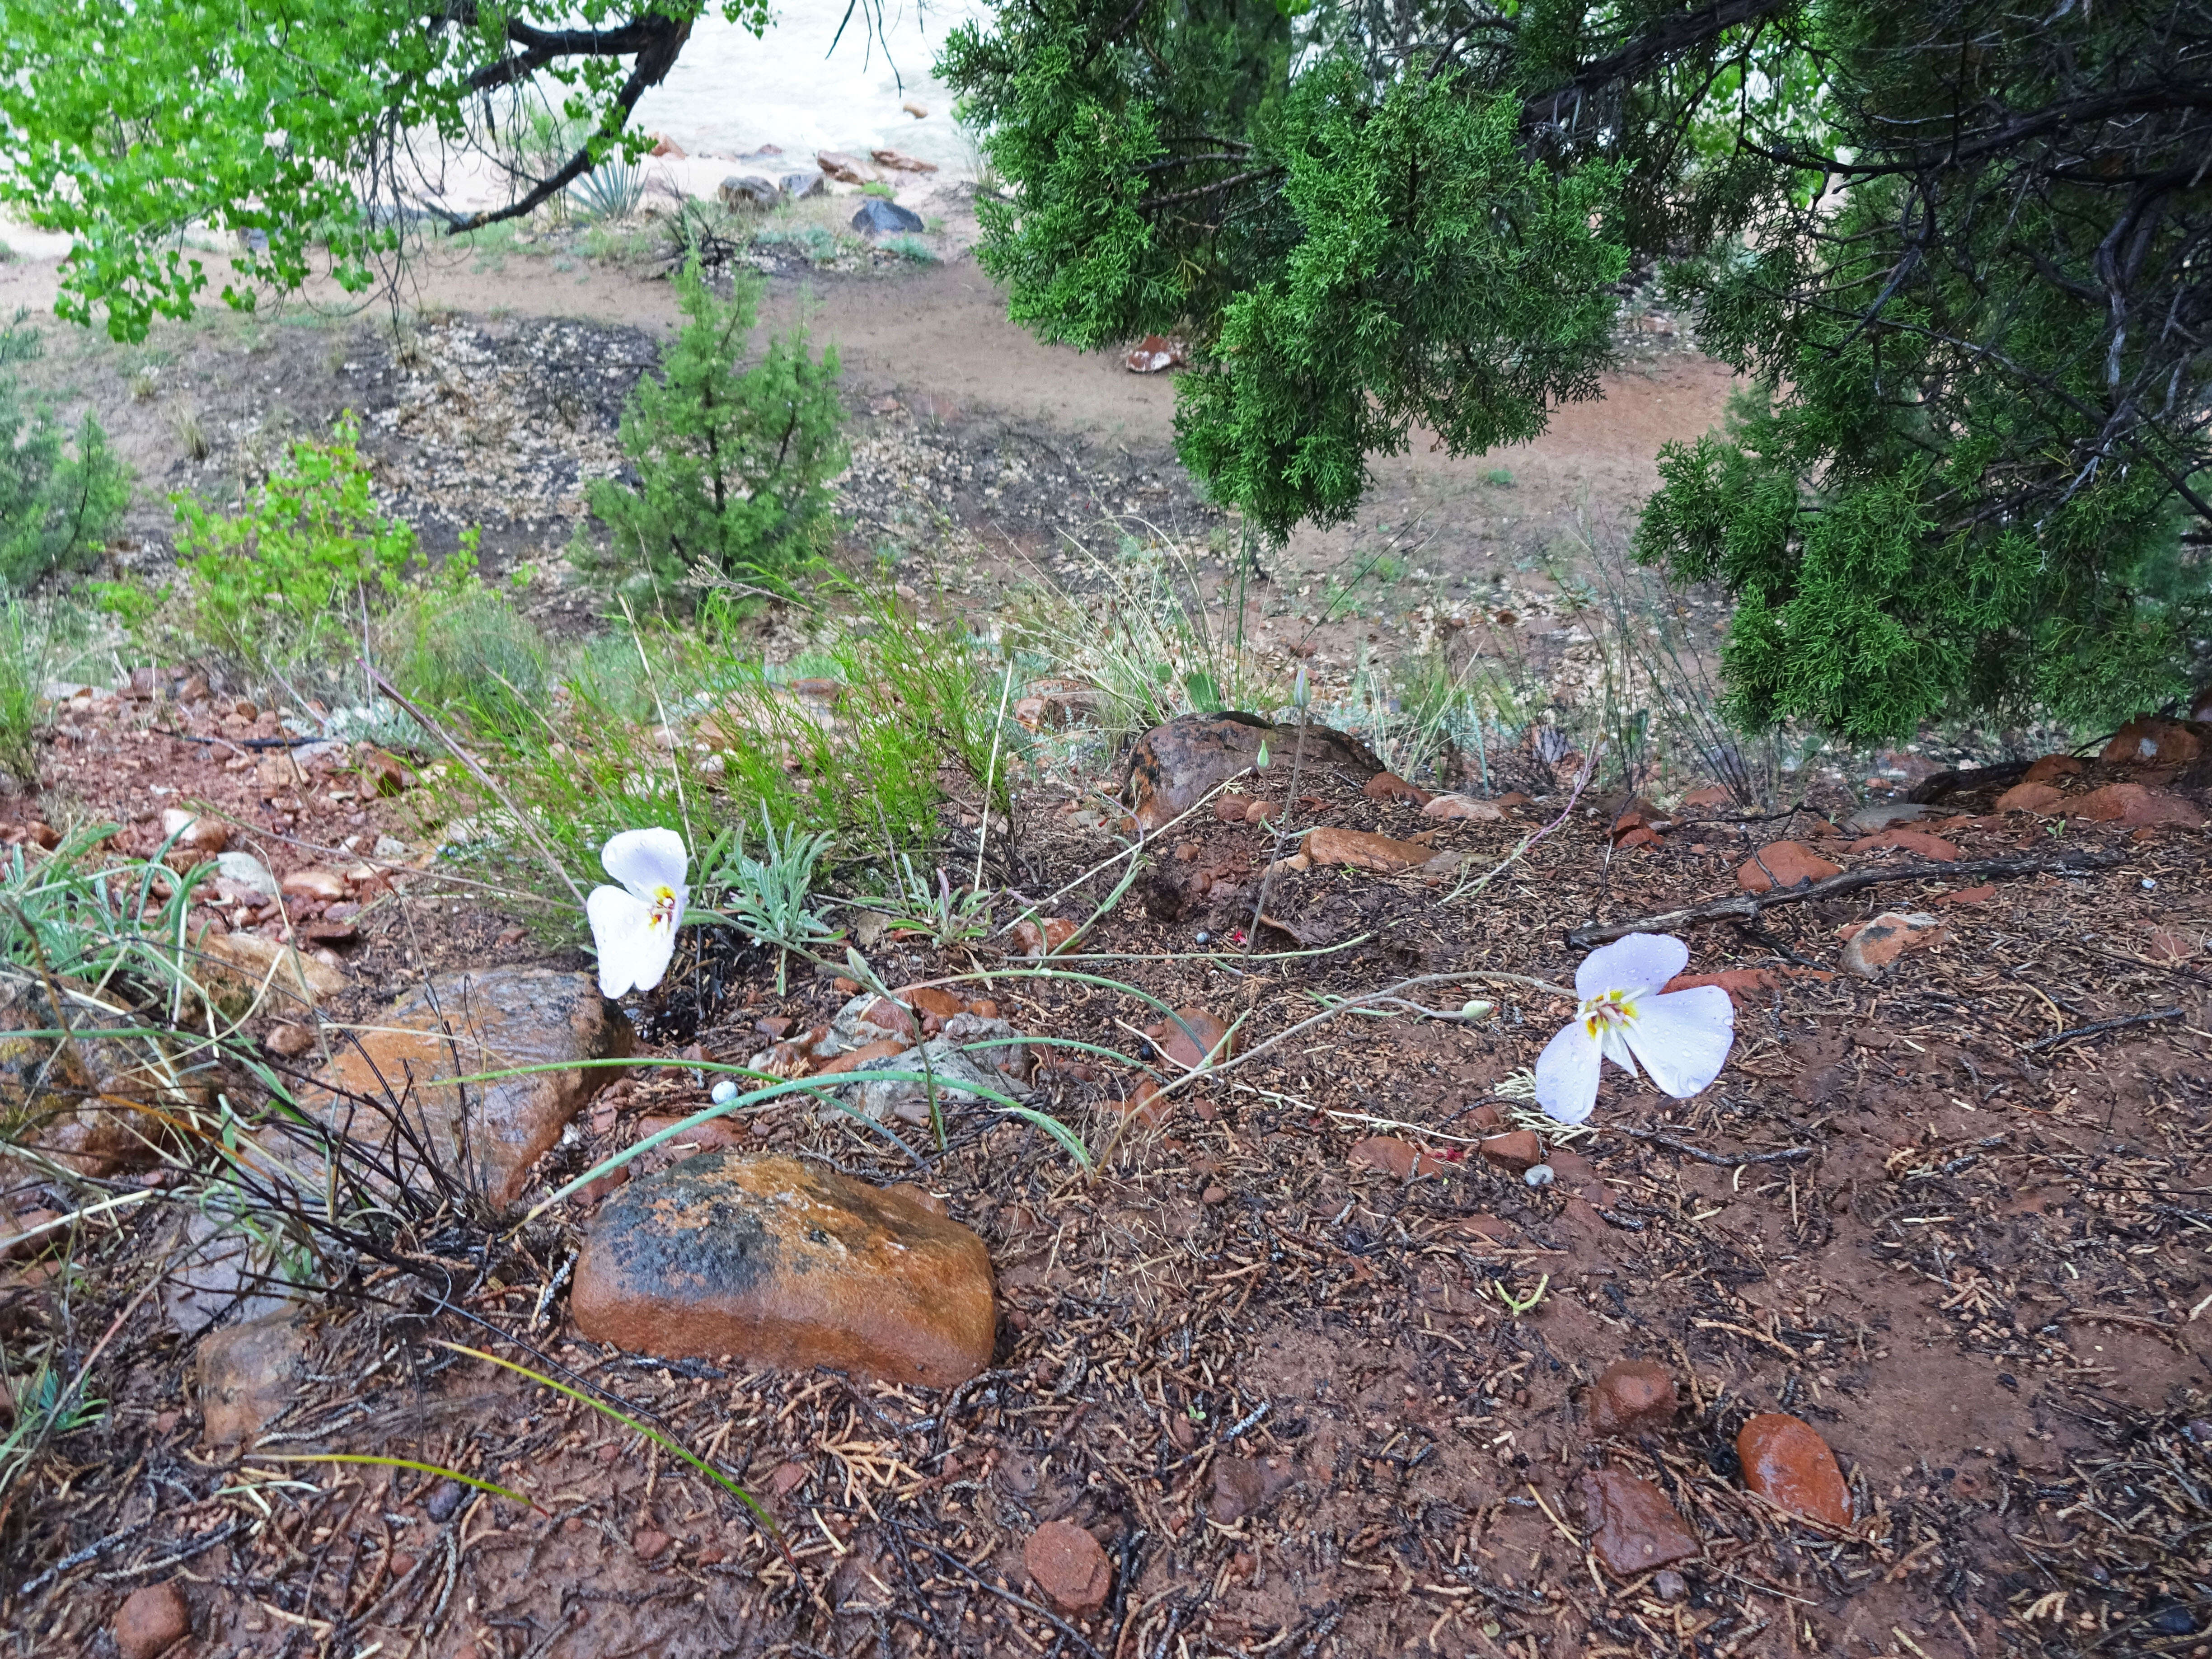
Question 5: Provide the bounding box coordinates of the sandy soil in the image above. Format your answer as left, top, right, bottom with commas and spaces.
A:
0, 232, 1735, 602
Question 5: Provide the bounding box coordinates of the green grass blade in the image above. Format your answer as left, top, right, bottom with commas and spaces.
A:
258, 1453, 547, 1514
437, 1341, 777, 1535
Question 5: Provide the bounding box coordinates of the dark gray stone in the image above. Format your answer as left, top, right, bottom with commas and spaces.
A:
781, 170, 827, 200
717, 174, 783, 212
851, 198, 925, 236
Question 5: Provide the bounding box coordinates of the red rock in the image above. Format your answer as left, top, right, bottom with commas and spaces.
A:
2147, 928, 2198, 962
264, 1021, 317, 1059
302, 969, 630, 1209
1123, 1078, 1169, 1127
2073, 783, 2207, 828
1735, 842, 1842, 893
1209, 1453, 1295, 1522
1661, 968, 1776, 1001
280, 867, 349, 901
1838, 911, 1945, 979
633, 1528, 672, 1561
1615, 824, 1664, 851
2023, 753, 2085, 785
112, 1582, 191, 1659
1363, 771, 1432, 806
1995, 781, 2065, 814
814, 1037, 913, 1077
1678, 785, 1735, 811
816, 150, 876, 183
1013, 917, 1078, 956
197, 1310, 307, 1448
1738, 1413, 1851, 1526
1422, 793, 1504, 822
1302, 825, 1433, 872
1350, 1135, 1451, 1181
1124, 714, 1382, 830
885, 1183, 950, 1217
1243, 797, 1280, 825
0, 1208, 57, 1262
858, 996, 919, 1038
2100, 717, 2204, 767
1214, 796, 1252, 823
1589, 1360, 1678, 1437
1847, 829, 1961, 861
1935, 883, 1996, 907
1454, 1212, 1515, 1243
571, 1152, 996, 1388
1150, 1006, 1232, 1069
1123, 334, 1184, 374
1477, 1130, 1542, 1173
1024, 1520, 1112, 1615
898, 985, 966, 1021
159, 807, 228, 853
634, 1113, 748, 1158
1579, 1470, 1700, 1577
359, 748, 415, 794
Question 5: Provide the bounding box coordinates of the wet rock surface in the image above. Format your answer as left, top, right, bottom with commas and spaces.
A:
1580, 1469, 1701, 1577
571, 1151, 996, 1387
196, 1310, 309, 1449
1738, 1412, 1853, 1527
304, 968, 631, 1208
1123, 714, 1383, 831
1023, 1520, 1113, 1615
1589, 1359, 1678, 1437
1735, 841, 1842, 892
112, 1582, 191, 1659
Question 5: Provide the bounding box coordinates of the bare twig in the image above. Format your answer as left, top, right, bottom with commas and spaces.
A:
1616, 1127, 1816, 1165
2023, 1007, 2184, 1051
1565, 850, 2123, 949
366, 665, 587, 909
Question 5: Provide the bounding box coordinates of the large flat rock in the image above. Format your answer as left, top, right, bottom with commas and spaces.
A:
571, 1151, 996, 1388
306, 968, 630, 1208
1123, 713, 1384, 831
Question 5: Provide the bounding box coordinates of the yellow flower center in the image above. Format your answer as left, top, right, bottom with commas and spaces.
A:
649, 884, 678, 929
1579, 987, 1638, 1038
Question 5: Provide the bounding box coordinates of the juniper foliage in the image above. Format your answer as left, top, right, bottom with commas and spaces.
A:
584, 260, 844, 607
942, 0, 2212, 738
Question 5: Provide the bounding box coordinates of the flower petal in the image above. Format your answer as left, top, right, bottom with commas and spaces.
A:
1534, 1018, 1603, 1125
1598, 1022, 1640, 1079
1576, 932, 1689, 1000
1622, 984, 1735, 1097
586, 885, 675, 998
602, 827, 689, 899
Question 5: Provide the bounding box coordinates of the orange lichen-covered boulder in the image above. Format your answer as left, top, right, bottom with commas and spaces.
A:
572, 1152, 996, 1388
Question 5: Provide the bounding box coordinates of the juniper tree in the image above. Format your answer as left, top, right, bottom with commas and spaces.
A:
585, 259, 844, 607
940, 0, 2212, 739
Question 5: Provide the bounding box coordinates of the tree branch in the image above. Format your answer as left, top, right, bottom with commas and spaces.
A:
1564, 849, 2124, 950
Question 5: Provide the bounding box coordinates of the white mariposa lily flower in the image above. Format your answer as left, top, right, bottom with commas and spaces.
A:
1534, 932, 1734, 1125
586, 828, 689, 998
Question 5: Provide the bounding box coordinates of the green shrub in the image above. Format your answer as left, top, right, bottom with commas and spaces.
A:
0, 313, 130, 589
582, 258, 844, 610
0, 601, 50, 785
388, 578, 550, 733
173, 411, 417, 673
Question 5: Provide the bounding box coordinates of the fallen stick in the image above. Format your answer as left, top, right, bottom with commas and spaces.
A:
1616, 1127, 1816, 1166
2023, 1007, 2183, 1051
1565, 850, 2124, 950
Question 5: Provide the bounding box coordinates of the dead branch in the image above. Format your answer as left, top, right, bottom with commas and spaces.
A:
1565, 849, 2125, 950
